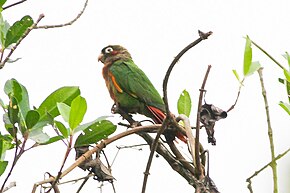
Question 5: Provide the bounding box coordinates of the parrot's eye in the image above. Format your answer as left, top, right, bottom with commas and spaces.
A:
104, 47, 114, 54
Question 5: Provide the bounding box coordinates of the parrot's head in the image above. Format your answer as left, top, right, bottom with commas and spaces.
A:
98, 45, 132, 64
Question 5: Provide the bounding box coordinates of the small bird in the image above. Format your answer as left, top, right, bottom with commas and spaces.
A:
98, 45, 186, 143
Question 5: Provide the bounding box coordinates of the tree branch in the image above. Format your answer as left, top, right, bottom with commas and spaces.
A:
141, 30, 213, 193
246, 147, 290, 192
0, 14, 45, 69
257, 67, 278, 193
195, 65, 211, 179
162, 30, 213, 114
35, 0, 88, 29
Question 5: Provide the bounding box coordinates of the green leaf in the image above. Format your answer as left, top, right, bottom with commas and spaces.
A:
74, 116, 111, 133
74, 120, 116, 147
7, 96, 19, 125
37, 86, 80, 121
55, 120, 69, 138
3, 113, 15, 137
69, 96, 87, 130
177, 90, 192, 117
4, 15, 33, 48
0, 133, 14, 161
4, 79, 30, 121
279, 101, 290, 115
0, 161, 8, 176
0, 0, 7, 8
57, 103, 70, 123
25, 110, 40, 129
0, 13, 10, 48
247, 61, 261, 76
232, 69, 241, 82
283, 52, 290, 69
0, 97, 5, 109
39, 136, 64, 145
283, 69, 290, 82
28, 129, 50, 143
278, 78, 290, 103
243, 36, 253, 76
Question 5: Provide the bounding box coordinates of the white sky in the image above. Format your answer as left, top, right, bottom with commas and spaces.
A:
1, 0, 290, 192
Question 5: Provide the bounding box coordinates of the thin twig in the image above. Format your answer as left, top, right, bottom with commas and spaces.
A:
195, 65, 212, 179
0, 129, 28, 193
227, 78, 244, 112
2, 0, 27, 10
138, 132, 200, 188
0, 14, 45, 69
46, 135, 73, 193
162, 30, 213, 114
2, 182, 16, 192
246, 147, 290, 192
76, 173, 92, 193
32, 125, 160, 192
257, 67, 278, 193
141, 117, 170, 193
35, 0, 88, 29
166, 140, 196, 175
251, 41, 285, 70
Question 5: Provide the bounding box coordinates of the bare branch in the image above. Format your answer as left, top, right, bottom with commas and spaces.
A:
227, 78, 244, 112
35, 0, 88, 29
32, 125, 160, 192
195, 65, 211, 179
162, 30, 213, 114
2, 0, 27, 10
141, 31, 213, 193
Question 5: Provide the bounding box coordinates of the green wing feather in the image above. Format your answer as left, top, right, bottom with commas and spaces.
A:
110, 59, 165, 112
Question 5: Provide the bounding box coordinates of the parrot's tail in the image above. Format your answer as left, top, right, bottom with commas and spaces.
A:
147, 106, 187, 143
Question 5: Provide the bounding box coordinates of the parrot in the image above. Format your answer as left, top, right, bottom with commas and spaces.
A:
98, 45, 186, 143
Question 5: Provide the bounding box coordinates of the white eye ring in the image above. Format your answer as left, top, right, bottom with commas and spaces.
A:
105, 47, 113, 54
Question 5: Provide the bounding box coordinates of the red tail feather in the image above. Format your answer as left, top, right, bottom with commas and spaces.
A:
147, 106, 166, 124
147, 106, 187, 143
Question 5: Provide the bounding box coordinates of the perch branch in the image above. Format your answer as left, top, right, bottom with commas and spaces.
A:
35, 0, 88, 29
32, 125, 160, 192
141, 30, 212, 193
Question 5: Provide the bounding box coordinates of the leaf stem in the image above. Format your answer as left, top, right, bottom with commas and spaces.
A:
251, 40, 285, 70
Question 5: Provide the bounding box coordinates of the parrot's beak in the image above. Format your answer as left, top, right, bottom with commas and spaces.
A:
98, 53, 104, 62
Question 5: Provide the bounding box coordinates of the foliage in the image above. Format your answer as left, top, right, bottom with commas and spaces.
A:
0, 79, 116, 184
177, 89, 192, 117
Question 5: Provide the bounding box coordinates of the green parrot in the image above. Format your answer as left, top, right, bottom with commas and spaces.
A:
98, 45, 186, 143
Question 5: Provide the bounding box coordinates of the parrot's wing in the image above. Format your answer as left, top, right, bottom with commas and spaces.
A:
110, 59, 165, 111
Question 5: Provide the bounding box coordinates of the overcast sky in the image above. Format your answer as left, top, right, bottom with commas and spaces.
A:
1, 0, 290, 192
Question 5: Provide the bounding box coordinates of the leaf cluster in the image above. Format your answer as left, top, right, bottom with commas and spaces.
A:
0, 79, 116, 177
